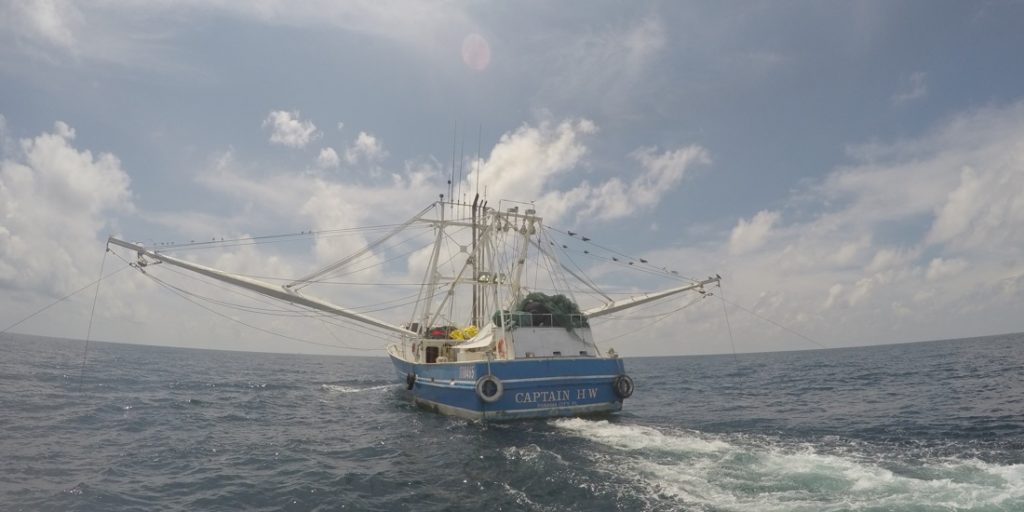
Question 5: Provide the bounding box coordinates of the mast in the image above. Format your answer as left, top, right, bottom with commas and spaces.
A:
471, 193, 480, 326
107, 236, 416, 337
509, 210, 535, 305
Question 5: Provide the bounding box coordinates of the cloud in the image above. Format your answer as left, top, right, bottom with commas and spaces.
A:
728, 210, 779, 255
0, 120, 133, 296
204, 119, 600, 229
468, 119, 595, 210
2, 0, 81, 50
196, 118, 702, 274
344, 132, 386, 164
534, 16, 667, 113
1, 0, 475, 68
925, 257, 967, 281
263, 110, 320, 148
317, 147, 340, 168
865, 246, 920, 274
0, 114, 12, 154
667, 100, 1024, 351
926, 165, 1024, 250
608, 101, 1023, 355
8, 103, 1022, 356
892, 71, 928, 105
583, 145, 710, 221
457, 118, 708, 224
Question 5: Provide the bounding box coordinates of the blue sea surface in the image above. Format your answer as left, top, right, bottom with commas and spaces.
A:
1, 332, 1022, 511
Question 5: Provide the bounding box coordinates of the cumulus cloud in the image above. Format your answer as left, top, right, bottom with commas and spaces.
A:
461, 119, 706, 224
263, 110, 319, 148
317, 147, 340, 168
728, 210, 779, 255
344, 132, 386, 164
469, 119, 594, 210
0, 120, 133, 296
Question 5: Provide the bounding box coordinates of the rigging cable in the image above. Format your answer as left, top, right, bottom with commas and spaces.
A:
144, 270, 384, 351
0, 263, 131, 337
720, 296, 830, 350
78, 247, 108, 392
597, 294, 706, 346
718, 280, 739, 361
548, 226, 697, 282
156, 222, 413, 251
106, 248, 387, 351
152, 256, 441, 317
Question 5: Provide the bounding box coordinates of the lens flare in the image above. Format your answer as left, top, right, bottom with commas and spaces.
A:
461, 33, 491, 71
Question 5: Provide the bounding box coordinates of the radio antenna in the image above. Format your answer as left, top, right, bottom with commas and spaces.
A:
475, 124, 482, 197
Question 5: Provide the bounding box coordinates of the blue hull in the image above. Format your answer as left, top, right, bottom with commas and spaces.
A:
389, 355, 627, 421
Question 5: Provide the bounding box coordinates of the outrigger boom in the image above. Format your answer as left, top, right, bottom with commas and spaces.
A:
583, 275, 720, 319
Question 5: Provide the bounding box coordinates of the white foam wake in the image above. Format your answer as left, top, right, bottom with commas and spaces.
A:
320, 384, 392, 394
553, 419, 1024, 511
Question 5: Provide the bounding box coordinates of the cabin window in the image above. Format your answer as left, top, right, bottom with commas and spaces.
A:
579, 350, 588, 356
525, 351, 535, 358
552, 351, 562, 357
426, 346, 439, 363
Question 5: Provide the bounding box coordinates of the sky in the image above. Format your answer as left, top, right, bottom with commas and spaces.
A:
1, 1, 1023, 356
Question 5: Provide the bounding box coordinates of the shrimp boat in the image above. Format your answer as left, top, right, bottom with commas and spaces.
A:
107, 197, 719, 421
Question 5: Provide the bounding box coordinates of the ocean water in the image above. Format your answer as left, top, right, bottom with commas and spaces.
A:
1, 332, 1022, 512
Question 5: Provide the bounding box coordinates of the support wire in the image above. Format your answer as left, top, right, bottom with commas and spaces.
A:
78, 247, 109, 392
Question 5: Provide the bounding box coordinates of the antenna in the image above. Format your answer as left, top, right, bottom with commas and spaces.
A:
458, 138, 465, 207
449, 122, 457, 211
475, 124, 482, 198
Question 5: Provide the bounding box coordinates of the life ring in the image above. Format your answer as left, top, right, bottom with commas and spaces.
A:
496, 338, 507, 359
475, 375, 503, 403
405, 372, 416, 390
612, 375, 634, 399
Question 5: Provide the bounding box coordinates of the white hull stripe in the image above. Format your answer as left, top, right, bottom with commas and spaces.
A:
412, 374, 618, 388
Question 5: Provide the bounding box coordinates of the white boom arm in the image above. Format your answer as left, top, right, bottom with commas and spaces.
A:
107, 236, 416, 337
582, 275, 721, 319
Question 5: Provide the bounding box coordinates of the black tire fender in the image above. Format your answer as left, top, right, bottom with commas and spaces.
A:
405, 372, 416, 390
475, 375, 504, 403
612, 375, 634, 399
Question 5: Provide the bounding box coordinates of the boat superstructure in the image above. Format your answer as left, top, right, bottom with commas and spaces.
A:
108, 197, 719, 420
